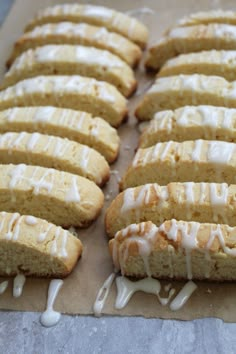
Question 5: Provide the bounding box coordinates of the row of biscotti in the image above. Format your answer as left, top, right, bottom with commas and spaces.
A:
105, 11, 236, 282
0, 5, 148, 279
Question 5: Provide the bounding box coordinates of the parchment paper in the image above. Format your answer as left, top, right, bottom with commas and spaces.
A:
1, 0, 236, 322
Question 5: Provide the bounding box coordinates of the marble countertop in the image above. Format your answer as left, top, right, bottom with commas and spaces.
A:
0, 1, 236, 353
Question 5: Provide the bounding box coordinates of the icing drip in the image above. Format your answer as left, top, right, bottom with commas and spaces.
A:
169, 281, 197, 311
24, 215, 37, 225
38, 225, 52, 243
206, 225, 236, 256
209, 183, 228, 222
65, 176, 80, 202
81, 146, 90, 170
4, 213, 20, 240
115, 277, 161, 309
40, 279, 63, 327
93, 272, 116, 317
50, 228, 68, 258
13, 274, 26, 298
0, 281, 8, 294
158, 288, 176, 306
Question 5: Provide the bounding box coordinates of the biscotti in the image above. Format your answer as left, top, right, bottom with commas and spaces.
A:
120, 140, 236, 189
109, 220, 236, 280
7, 22, 142, 68
157, 50, 236, 81
105, 182, 236, 237
135, 74, 236, 121
0, 76, 127, 127
145, 24, 236, 70
24, 4, 148, 48
0, 164, 104, 227
0, 132, 109, 186
0, 107, 120, 163
139, 106, 236, 148
176, 10, 236, 28
2, 45, 137, 97
0, 211, 83, 277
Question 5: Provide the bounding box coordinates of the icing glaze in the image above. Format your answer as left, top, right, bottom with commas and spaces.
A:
65, 176, 80, 203
169, 281, 197, 311
115, 276, 161, 309
24, 215, 38, 226
13, 274, 26, 298
40, 279, 63, 327
0, 281, 8, 294
93, 272, 116, 317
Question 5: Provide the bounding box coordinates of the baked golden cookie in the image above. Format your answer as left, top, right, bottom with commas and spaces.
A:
7, 22, 142, 68
176, 10, 236, 28
24, 4, 148, 48
0, 211, 82, 277
0, 132, 109, 187
135, 74, 236, 121
145, 24, 236, 70
0, 76, 127, 128
120, 140, 236, 189
158, 50, 236, 81
2, 45, 137, 97
0, 164, 104, 227
139, 106, 236, 148
109, 220, 236, 280
105, 182, 235, 237
0, 107, 120, 163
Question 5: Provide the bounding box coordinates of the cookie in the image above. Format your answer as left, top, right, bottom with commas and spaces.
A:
109, 220, 236, 280
0, 107, 120, 163
135, 74, 236, 121
0, 164, 104, 227
0, 211, 82, 277
2, 45, 137, 97
120, 140, 236, 189
105, 182, 235, 237
0, 132, 110, 186
139, 106, 236, 148
24, 4, 148, 48
7, 22, 142, 68
0, 75, 127, 127
146, 24, 236, 70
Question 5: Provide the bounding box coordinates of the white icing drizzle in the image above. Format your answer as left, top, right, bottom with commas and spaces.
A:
169, 281, 197, 311
0, 281, 8, 294
38, 225, 52, 243
158, 288, 176, 306
80, 146, 90, 170
53, 138, 69, 157
93, 272, 116, 317
206, 224, 236, 256
5, 213, 20, 240
50, 228, 68, 258
40, 279, 63, 327
65, 176, 80, 203
191, 140, 202, 161
26, 132, 40, 150
24, 215, 37, 225
13, 274, 26, 298
207, 141, 234, 164
115, 277, 161, 310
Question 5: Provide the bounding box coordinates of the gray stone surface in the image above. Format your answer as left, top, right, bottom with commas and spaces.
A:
0, 1, 236, 353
